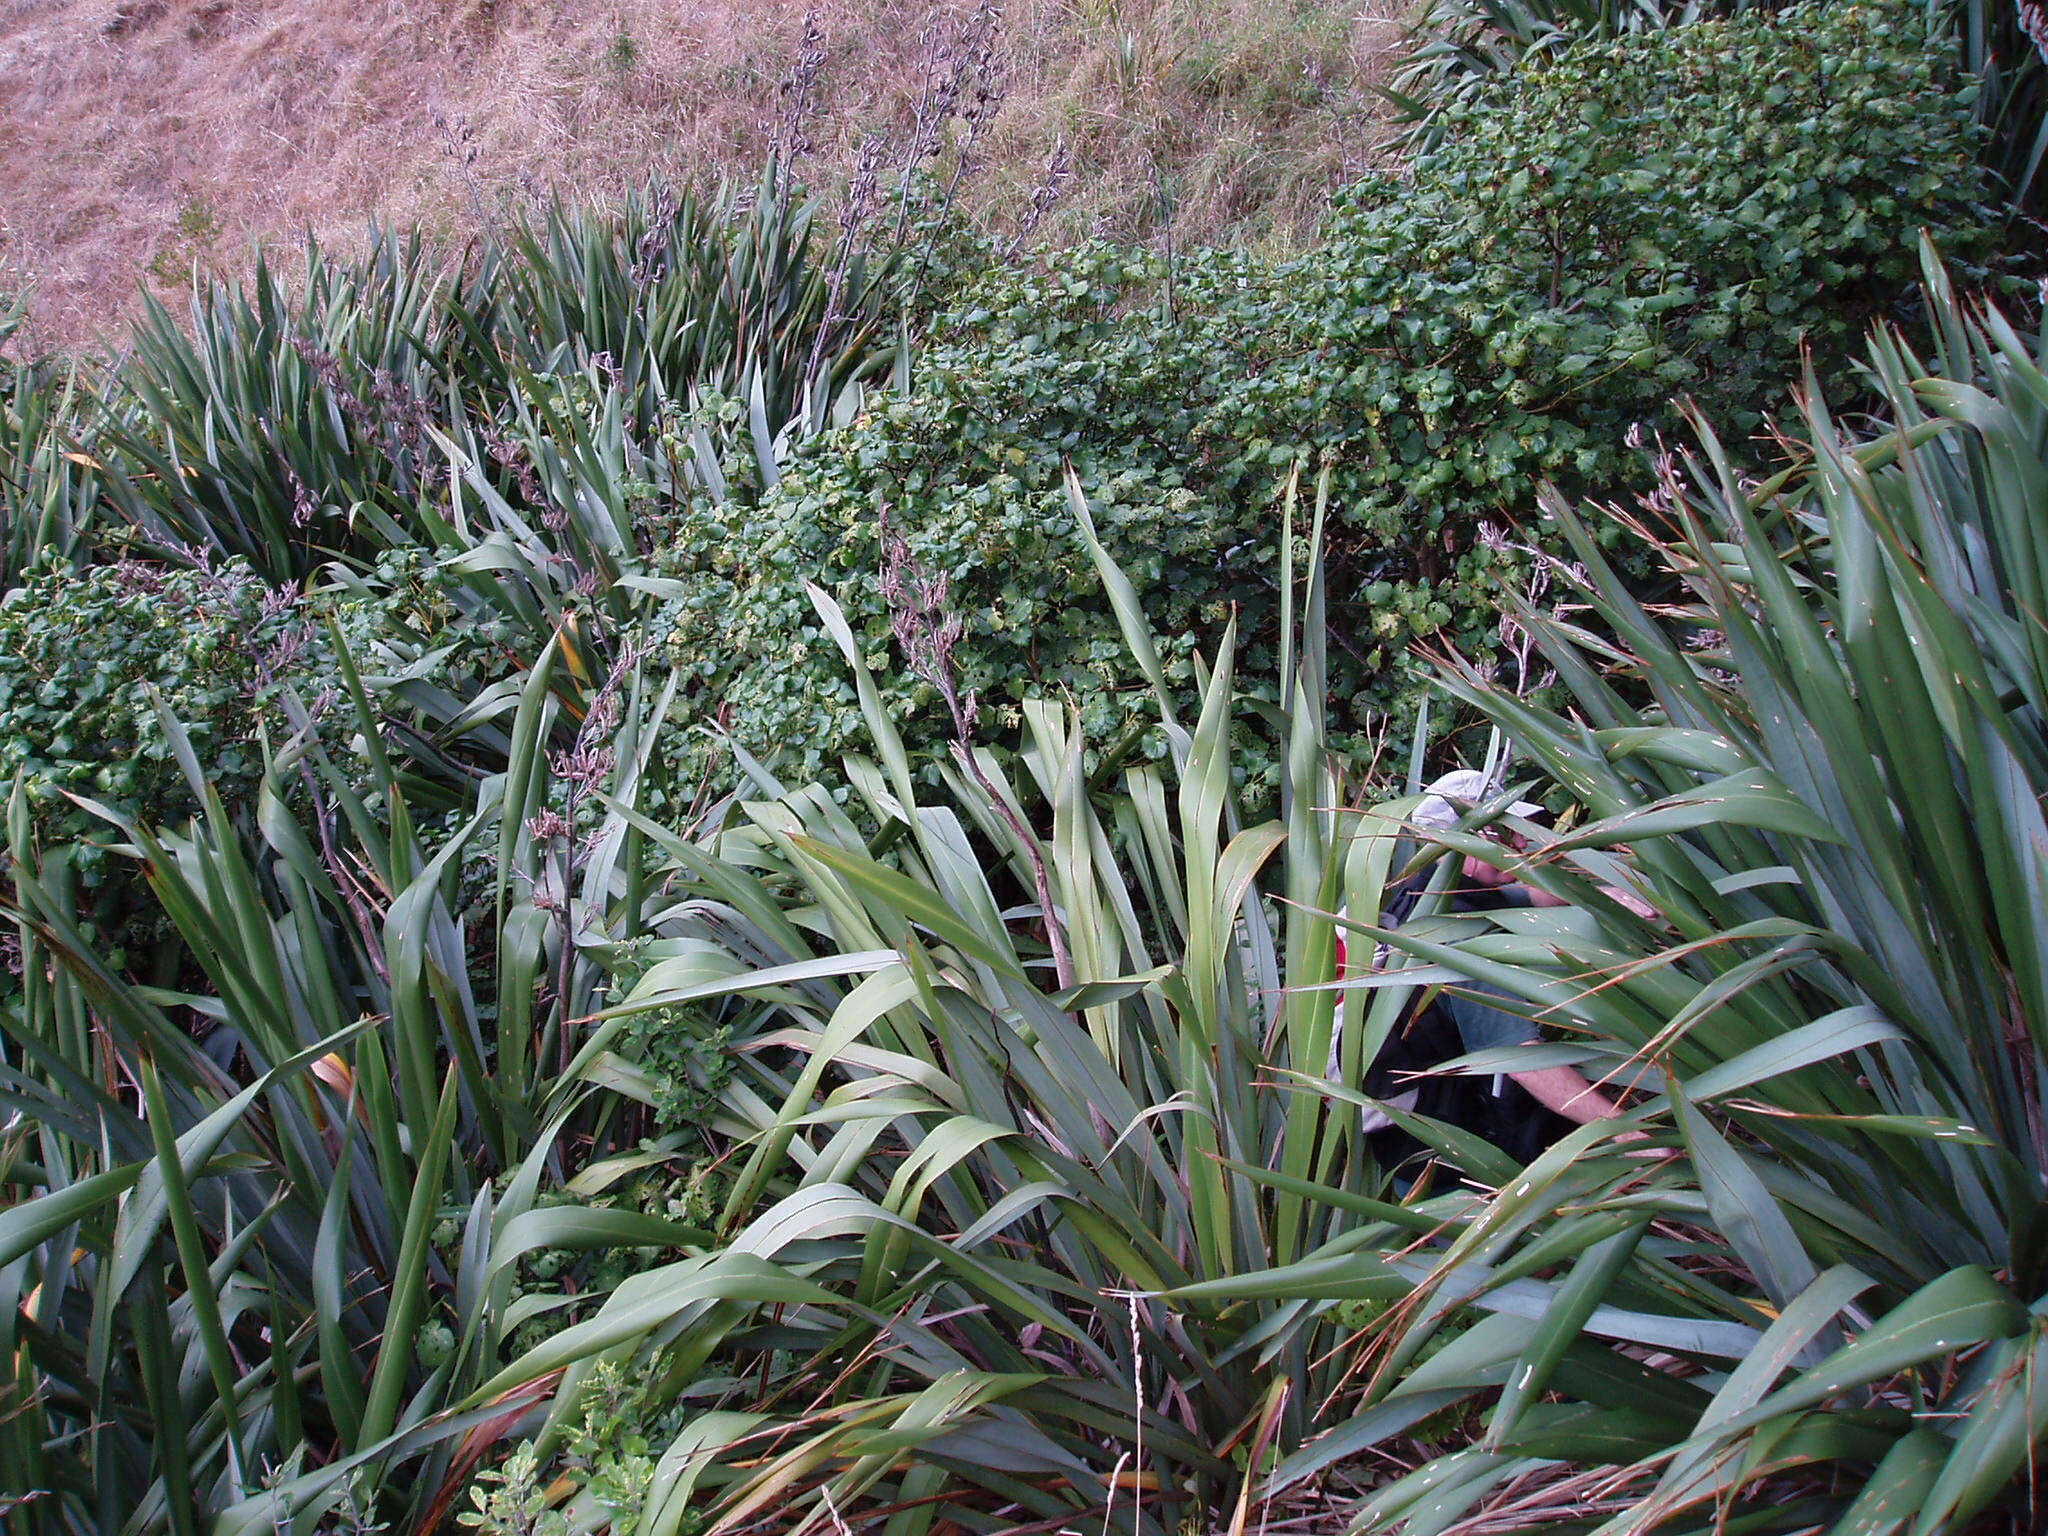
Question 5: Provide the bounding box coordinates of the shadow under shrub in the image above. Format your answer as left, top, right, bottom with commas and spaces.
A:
657, 0, 1993, 796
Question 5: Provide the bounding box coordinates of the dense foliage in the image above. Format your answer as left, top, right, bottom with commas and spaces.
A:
0, 4, 1994, 819
0, 172, 912, 832
102, 177, 900, 587
1387, 0, 2047, 212
662, 2, 1990, 788
0, 1, 2043, 1533
0, 662, 735, 1533
1348, 249, 2048, 1531
0, 558, 333, 933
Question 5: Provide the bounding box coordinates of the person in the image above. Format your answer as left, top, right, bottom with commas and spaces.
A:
1341, 769, 1654, 1160
1405, 769, 1639, 1133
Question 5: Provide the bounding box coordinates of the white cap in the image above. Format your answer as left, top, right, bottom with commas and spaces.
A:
1412, 769, 1543, 830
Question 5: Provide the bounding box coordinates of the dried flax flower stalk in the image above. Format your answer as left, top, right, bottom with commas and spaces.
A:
878, 515, 1075, 990
2022, 0, 2048, 65
769, 10, 829, 195
1006, 134, 1074, 258
803, 134, 887, 396
892, 3, 1008, 246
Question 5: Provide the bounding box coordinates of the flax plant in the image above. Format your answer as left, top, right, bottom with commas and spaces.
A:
0, 634, 744, 1532
1298, 248, 2048, 1534
398, 473, 1473, 1535
0, 343, 105, 585
95, 173, 901, 587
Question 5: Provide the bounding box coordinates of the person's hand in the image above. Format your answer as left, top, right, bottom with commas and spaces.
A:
1460, 853, 1517, 888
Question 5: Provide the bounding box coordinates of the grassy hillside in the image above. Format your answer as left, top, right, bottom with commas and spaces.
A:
0, 0, 1393, 348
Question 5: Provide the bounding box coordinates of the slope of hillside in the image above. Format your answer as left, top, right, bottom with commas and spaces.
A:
0, 0, 1395, 349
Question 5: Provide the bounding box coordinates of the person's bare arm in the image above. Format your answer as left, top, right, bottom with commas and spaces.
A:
1512, 1064, 1665, 1155
1519, 883, 1658, 918
1457, 856, 1658, 920
1510, 1064, 1625, 1124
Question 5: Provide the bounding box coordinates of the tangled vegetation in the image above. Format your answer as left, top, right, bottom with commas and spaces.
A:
0, 2, 2044, 1534
666, 2, 1992, 785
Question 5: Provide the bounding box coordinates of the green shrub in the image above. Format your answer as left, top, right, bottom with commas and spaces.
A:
1390, 0, 2046, 214
464, 1362, 697, 1536
0, 543, 558, 917
320, 543, 534, 780
0, 558, 333, 919
655, 0, 1990, 794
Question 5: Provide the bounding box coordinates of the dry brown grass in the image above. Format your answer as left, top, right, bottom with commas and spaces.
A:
0, 0, 1402, 351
